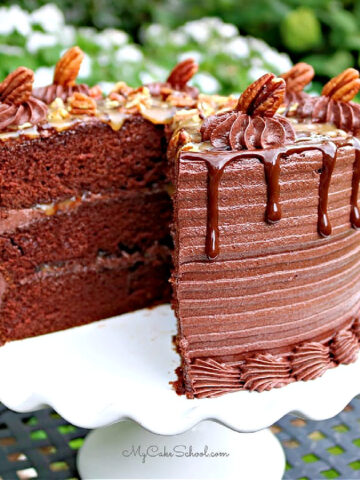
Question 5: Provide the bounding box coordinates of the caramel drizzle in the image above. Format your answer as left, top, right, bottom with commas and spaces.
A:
182, 141, 338, 260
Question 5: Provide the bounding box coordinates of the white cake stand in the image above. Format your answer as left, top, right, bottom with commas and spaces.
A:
0, 305, 359, 479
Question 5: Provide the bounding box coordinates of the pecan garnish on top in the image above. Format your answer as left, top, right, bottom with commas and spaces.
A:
54, 46, 84, 87
201, 73, 295, 150
33, 46, 90, 104
293, 68, 360, 133
281, 63, 314, 94
0, 67, 48, 130
321, 68, 360, 102
0, 67, 33, 105
167, 58, 198, 91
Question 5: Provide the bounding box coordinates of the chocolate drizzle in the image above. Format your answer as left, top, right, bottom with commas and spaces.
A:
183, 141, 338, 260
341, 137, 360, 229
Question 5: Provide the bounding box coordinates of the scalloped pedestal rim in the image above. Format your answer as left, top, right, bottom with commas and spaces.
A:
0, 304, 359, 435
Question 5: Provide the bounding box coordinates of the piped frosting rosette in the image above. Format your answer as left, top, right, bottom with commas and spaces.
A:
280, 62, 314, 109
201, 73, 295, 150
33, 47, 90, 104
0, 67, 47, 131
295, 68, 360, 134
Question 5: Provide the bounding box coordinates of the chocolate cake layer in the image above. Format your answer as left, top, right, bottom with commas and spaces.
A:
0, 116, 167, 210
173, 143, 360, 397
0, 244, 171, 343
0, 112, 172, 344
0, 188, 171, 280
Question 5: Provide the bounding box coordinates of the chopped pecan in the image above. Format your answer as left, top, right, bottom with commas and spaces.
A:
68, 92, 96, 115
322, 68, 360, 101
167, 58, 198, 90
280, 62, 314, 93
236, 73, 285, 117
166, 92, 197, 108
53, 46, 84, 87
0, 67, 34, 105
89, 85, 103, 99
111, 81, 134, 98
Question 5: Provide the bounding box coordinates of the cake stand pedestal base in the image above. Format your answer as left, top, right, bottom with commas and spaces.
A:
77, 420, 285, 480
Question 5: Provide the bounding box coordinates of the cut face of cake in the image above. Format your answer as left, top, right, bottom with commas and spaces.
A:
169, 72, 360, 397
1, 47, 360, 399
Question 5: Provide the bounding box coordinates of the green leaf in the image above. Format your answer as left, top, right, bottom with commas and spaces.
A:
280, 7, 322, 52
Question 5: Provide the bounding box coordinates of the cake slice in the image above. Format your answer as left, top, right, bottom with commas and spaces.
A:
0, 49, 192, 343
169, 72, 360, 397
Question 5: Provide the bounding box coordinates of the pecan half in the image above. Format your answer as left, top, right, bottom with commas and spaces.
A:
68, 92, 96, 115
54, 46, 84, 87
0, 67, 34, 105
322, 68, 360, 101
280, 62, 314, 93
167, 58, 198, 90
236, 73, 285, 117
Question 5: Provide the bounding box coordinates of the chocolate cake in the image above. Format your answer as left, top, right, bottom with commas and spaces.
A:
1, 47, 360, 399
169, 70, 360, 397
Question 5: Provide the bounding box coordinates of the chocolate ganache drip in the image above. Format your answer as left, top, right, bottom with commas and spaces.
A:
182, 73, 346, 260
280, 62, 314, 109
147, 58, 199, 100
295, 68, 360, 134
0, 67, 47, 130
33, 46, 89, 105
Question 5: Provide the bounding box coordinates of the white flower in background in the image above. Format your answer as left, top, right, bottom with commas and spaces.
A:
216, 22, 238, 39
98, 81, 115, 95
193, 72, 220, 94
142, 24, 168, 44
27, 32, 57, 54
34, 66, 54, 87
248, 66, 269, 81
115, 45, 143, 63
169, 31, 188, 47
224, 37, 250, 58
78, 53, 92, 78
95, 29, 128, 49
250, 57, 264, 67
266, 51, 292, 73
248, 37, 270, 54
77, 27, 98, 41
97, 53, 111, 67
139, 71, 155, 84
148, 64, 168, 80
31, 4, 64, 33
0, 45, 23, 56
57, 26, 76, 47
181, 19, 211, 43
178, 51, 203, 64
0, 5, 31, 36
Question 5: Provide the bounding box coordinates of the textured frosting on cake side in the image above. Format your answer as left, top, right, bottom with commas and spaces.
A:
170, 73, 360, 398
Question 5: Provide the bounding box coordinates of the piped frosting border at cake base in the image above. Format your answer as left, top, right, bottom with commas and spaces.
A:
183, 319, 360, 398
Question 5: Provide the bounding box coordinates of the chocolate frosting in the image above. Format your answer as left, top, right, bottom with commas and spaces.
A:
188, 358, 241, 398
0, 97, 47, 130
331, 330, 359, 364
291, 342, 331, 381
292, 68, 360, 133
0, 67, 47, 130
201, 73, 295, 150
241, 354, 292, 392
296, 96, 360, 134
201, 111, 295, 150
33, 84, 89, 105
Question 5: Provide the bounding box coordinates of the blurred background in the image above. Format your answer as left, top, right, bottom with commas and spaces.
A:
0, 1, 360, 95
